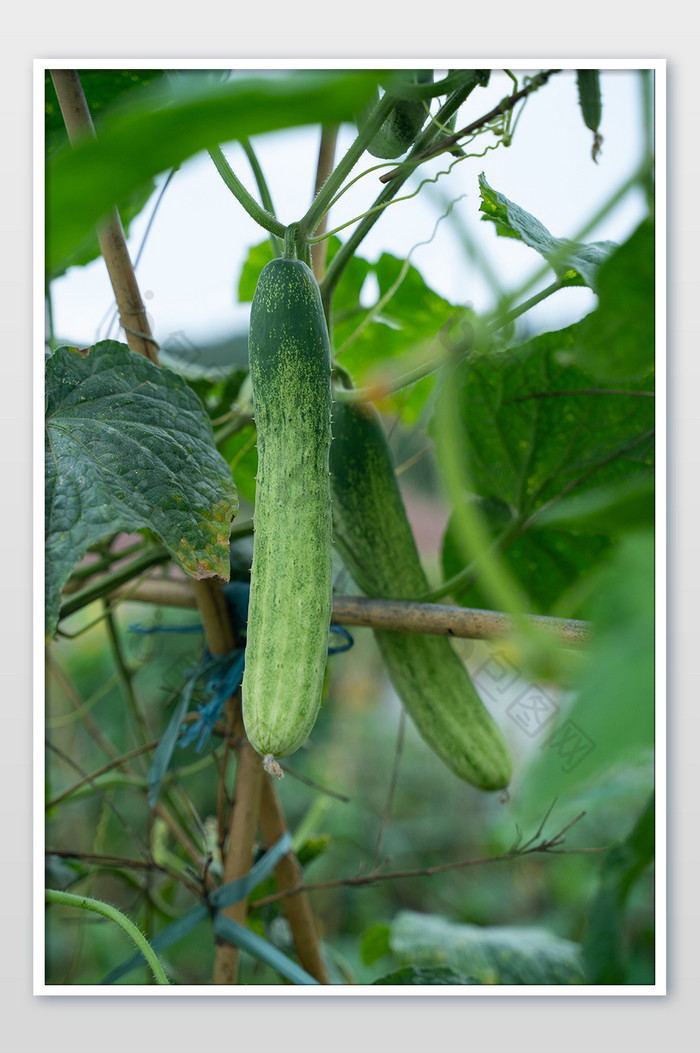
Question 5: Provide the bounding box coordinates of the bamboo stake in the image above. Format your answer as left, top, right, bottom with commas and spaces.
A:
49, 70, 159, 363
191, 578, 268, 983
310, 125, 338, 282
258, 776, 330, 984
212, 710, 264, 985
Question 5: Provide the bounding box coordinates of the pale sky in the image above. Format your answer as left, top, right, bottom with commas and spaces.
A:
48, 68, 649, 353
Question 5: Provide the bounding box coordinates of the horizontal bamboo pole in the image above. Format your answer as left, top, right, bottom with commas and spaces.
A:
110, 578, 591, 644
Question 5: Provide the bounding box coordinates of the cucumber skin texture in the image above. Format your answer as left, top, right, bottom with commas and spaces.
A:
242, 259, 333, 760
367, 101, 427, 159
330, 399, 512, 791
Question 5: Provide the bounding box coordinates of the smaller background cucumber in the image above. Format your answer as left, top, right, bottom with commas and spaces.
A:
358, 71, 433, 159
330, 397, 512, 791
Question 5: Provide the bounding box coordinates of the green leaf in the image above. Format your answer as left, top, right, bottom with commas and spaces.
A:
360, 923, 392, 966
45, 71, 163, 279
336, 252, 457, 370
438, 323, 654, 613
390, 911, 586, 984
238, 240, 276, 302
45, 69, 166, 156
531, 474, 654, 535
47, 70, 383, 271
478, 173, 616, 290
568, 221, 655, 381
448, 324, 654, 514
443, 507, 612, 615
218, 422, 258, 505
334, 250, 463, 422
327, 241, 373, 327
45, 342, 238, 638
372, 964, 480, 985
47, 181, 157, 281
582, 793, 655, 984
515, 530, 654, 820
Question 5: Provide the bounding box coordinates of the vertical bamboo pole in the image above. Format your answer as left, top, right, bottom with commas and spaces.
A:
212, 709, 264, 984
310, 125, 338, 282
191, 580, 266, 985
258, 776, 329, 983
49, 70, 158, 364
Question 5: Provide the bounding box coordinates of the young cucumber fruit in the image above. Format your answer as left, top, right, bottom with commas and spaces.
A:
330, 398, 512, 791
242, 258, 333, 764
358, 70, 433, 159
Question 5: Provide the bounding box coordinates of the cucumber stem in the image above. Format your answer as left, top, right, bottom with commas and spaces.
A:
298, 88, 396, 240
208, 144, 286, 239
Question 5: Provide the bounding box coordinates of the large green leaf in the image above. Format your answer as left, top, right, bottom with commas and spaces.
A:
45, 69, 166, 153
45, 342, 238, 637
514, 530, 654, 821
390, 910, 586, 984
443, 509, 612, 615
334, 250, 464, 422
479, 172, 616, 290
438, 322, 654, 613
568, 220, 655, 381
47, 70, 383, 271
46, 71, 166, 279
532, 474, 654, 535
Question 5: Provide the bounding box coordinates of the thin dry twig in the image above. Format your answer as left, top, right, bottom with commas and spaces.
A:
372, 710, 406, 869
46, 739, 150, 856
250, 809, 602, 909
276, 763, 351, 804
379, 69, 562, 183
45, 848, 203, 898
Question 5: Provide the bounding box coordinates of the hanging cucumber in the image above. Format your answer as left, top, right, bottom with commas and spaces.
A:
330, 397, 512, 791
241, 257, 333, 768
358, 70, 434, 159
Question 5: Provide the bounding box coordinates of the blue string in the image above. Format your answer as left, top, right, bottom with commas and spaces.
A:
328, 624, 354, 654
141, 581, 355, 800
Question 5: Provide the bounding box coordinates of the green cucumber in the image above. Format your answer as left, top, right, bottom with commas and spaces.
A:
330, 397, 512, 791
358, 70, 433, 160
241, 258, 333, 766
